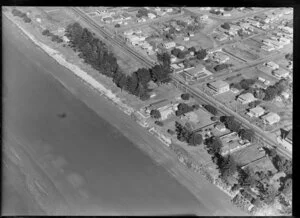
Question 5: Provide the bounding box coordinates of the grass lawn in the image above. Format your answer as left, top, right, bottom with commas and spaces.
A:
232, 143, 266, 166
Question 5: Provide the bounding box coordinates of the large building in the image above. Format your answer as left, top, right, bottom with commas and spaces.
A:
237, 93, 256, 104
184, 66, 212, 82
261, 112, 281, 125
208, 80, 230, 94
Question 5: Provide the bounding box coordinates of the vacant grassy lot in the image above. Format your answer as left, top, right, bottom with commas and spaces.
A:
232, 143, 265, 166
224, 43, 260, 62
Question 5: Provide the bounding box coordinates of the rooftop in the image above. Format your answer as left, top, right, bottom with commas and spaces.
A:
209, 80, 229, 89
249, 106, 265, 115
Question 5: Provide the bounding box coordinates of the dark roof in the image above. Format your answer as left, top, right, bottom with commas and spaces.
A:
286, 130, 292, 142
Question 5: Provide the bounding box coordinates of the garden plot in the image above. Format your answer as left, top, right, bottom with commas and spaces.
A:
224, 43, 260, 62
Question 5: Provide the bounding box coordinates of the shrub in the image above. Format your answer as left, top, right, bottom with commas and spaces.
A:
155, 120, 164, 126
221, 22, 230, 30
181, 93, 190, 100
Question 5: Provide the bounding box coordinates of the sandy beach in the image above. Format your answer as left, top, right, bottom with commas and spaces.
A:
3, 12, 247, 216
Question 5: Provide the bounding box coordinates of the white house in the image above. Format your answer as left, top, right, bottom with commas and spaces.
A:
163, 41, 176, 49
265, 61, 279, 70
272, 68, 289, 78
247, 106, 265, 118
261, 112, 280, 125
237, 93, 256, 104
208, 80, 230, 94
148, 13, 156, 19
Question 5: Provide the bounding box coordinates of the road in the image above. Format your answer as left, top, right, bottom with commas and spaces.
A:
68, 7, 291, 160
184, 8, 273, 23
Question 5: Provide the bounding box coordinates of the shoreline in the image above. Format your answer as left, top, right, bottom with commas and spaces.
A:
4, 12, 249, 215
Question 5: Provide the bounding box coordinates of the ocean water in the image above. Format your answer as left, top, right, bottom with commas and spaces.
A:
2, 18, 211, 215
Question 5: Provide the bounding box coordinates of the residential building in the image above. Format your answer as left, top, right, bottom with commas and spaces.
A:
258, 77, 266, 82
281, 91, 290, 99
208, 80, 230, 94
247, 106, 265, 118
237, 93, 256, 104
223, 13, 231, 17
176, 45, 185, 51
216, 33, 228, 41
158, 103, 179, 120
261, 45, 275, 52
184, 37, 190, 41
212, 52, 230, 63
148, 13, 156, 19
163, 41, 176, 49
215, 123, 226, 132
261, 112, 281, 125
199, 14, 209, 20
231, 88, 240, 94
265, 61, 279, 70
272, 68, 289, 78
184, 66, 212, 82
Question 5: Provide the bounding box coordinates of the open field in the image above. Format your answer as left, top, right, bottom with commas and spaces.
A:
232, 143, 265, 166
224, 43, 260, 62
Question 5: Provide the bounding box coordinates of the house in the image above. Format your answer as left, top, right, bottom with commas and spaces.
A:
170, 55, 177, 63
261, 112, 281, 125
265, 61, 279, 70
258, 77, 266, 82
223, 13, 231, 17
184, 37, 190, 41
281, 91, 290, 99
199, 14, 209, 20
184, 65, 210, 82
165, 8, 173, 13
212, 52, 230, 63
124, 29, 134, 36
272, 68, 289, 78
163, 41, 176, 49
176, 45, 185, 51
231, 88, 240, 94
148, 13, 156, 19
237, 93, 256, 104
261, 45, 275, 52
216, 33, 228, 41
215, 123, 226, 132
264, 80, 270, 85
208, 80, 230, 94
247, 106, 265, 118
158, 103, 179, 120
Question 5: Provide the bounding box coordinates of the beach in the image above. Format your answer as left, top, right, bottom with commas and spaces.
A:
3, 12, 247, 216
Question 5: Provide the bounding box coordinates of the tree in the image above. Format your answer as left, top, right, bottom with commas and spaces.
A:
195, 49, 207, 60
264, 86, 278, 101
219, 155, 238, 180
254, 89, 266, 100
203, 104, 218, 115
285, 53, 293, 61
239, 79, 256, 90
167, 129, 175, 135
134, 68, 152, 86
239, 128, 255, 142
222, 116, 241, 132
171, 48, 181, 57
181, 93, 190, 100
176, 103, 193, 116
214, 64, 229, 72
221, 22, 231, 30
189, 133, 203, 146
150, 109, 161, 119
248, 100, 261, 108
205, 136, 222, 155
188, 46, 196, 53
23, 17, 31, 23
155, 120, 164, 126
211, 116, 218, 121
42, 29, 51, 36
281, 178, 292, 196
